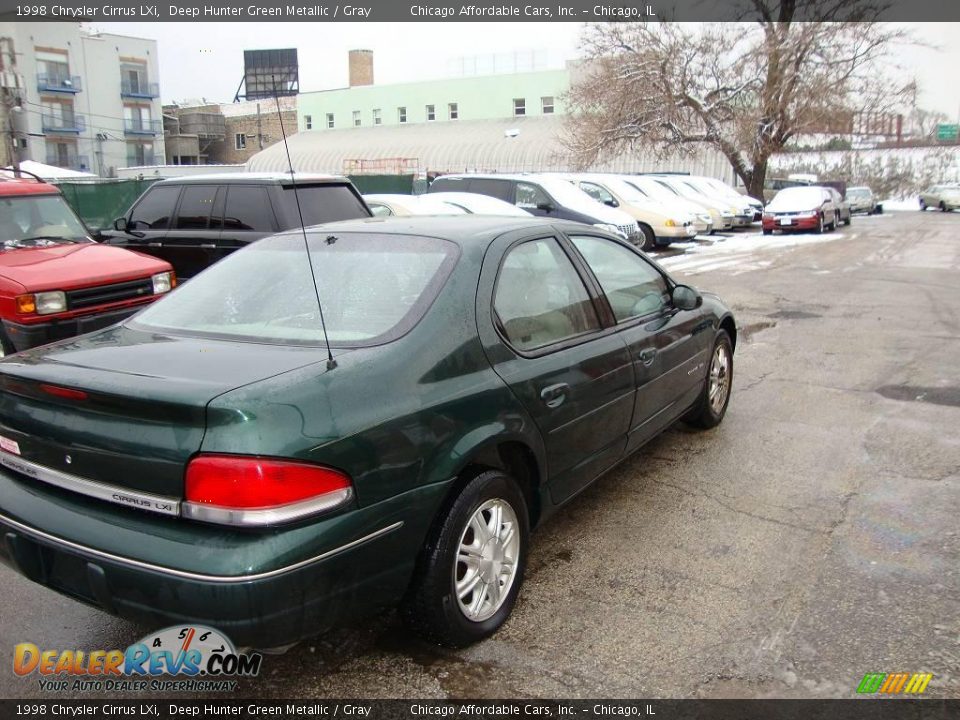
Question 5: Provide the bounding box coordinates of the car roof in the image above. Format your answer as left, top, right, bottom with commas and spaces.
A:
279, 214, 588, 246
0, 176, 60, 196
154, 172, 350, 186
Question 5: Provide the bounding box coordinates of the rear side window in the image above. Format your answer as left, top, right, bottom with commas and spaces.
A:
494, 238, 599, 351
515, 182, 551, 210
175, 185, 218, 230
223, 186, 276, 231
273, 185, 371, 228
429, 177, 467, 193
468, 179, 513, 203
129, 186, 180, 230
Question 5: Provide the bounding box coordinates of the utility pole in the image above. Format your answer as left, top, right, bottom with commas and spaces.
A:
256, 102, 263, 149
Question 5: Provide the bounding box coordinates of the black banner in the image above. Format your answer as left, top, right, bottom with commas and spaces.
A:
0, 700, 957, 720
1, 0, 959, 22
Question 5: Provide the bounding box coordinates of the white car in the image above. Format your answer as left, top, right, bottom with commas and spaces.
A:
618, 176, 714, 235
363, 194, 467, 217
560, 173, 698, 250
652, 175, 754, 228
428, 192, 533, 217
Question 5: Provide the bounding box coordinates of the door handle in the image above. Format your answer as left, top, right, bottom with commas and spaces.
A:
638, 348, 657, 366
540, 383, 569, 408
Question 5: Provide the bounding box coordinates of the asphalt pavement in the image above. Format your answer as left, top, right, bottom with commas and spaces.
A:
1, 210, 958, 699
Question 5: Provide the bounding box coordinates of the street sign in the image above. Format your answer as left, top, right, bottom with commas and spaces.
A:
936, 123, 959, 141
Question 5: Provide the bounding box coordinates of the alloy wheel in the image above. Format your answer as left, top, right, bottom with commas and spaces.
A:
708, 344, 731, 415
453, 498, 521, 622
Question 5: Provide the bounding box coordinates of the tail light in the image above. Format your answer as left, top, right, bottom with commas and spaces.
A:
181, 454, 353, 527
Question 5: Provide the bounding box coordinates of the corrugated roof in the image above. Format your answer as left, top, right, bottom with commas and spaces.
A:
246, 116, 734, 181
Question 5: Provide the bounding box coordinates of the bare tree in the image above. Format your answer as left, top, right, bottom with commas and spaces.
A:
563, 9, 913, 198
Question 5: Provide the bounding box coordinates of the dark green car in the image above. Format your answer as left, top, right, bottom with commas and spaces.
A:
0, 216, 736, 648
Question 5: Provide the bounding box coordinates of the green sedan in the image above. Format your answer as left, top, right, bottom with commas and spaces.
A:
0, 216, 736, 648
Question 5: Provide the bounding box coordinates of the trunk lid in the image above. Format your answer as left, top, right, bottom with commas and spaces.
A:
0, 325, 335, 501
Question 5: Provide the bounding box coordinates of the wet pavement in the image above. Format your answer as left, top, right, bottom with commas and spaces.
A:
1, 210, 958, 699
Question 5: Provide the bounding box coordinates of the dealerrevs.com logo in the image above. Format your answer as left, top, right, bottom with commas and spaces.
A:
13, 625, 262, 693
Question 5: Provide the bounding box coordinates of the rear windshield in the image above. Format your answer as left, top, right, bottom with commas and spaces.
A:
273, 184, 371, 228
130, 232, 457, 346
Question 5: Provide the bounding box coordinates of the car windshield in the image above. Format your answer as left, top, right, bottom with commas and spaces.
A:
848, 188, 870, 198
131, 232, 458, 346
0, 194, 91, 250
769, 187, 824, 210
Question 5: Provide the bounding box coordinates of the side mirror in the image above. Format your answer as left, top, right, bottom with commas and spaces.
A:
672, 284, 702, 311
536, 202, 555, 213
604, 199, 619, 208
113, 217, 128, 232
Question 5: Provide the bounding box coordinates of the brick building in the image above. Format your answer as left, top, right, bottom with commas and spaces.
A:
163, 96, 296, 165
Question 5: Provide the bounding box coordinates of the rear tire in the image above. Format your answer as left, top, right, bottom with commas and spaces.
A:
762, 228, 773, 236
940, 201, 947, 212
638, 224, 656, 252
919, 199, 927, 211
401, 469, 529, 648
843, 214, 851, 226
685, 330, 733, 430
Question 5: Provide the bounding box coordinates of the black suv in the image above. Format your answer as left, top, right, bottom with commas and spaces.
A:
103, 173, 371, 279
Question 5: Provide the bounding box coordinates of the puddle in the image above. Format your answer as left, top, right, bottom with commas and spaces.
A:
876, 385, 960, 408
739, 321, 776, 342
768, 310, 822, 320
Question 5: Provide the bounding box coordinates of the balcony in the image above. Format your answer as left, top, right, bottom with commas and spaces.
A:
41, 113, 86, 134
123, 118, 161, 135
121, 79, 160, 99
37, 73, 82, 94
126, 151, 156, 167
45, 152, 90, 172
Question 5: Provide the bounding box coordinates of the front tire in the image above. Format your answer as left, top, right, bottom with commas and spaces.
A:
940, 201, 947, 212
814, 213, 824, 234
0, 329, 16, 357
919, 199, 927, 211
685, 330, 733, 429
638, 224, 656, 252
401, 470, 529, 648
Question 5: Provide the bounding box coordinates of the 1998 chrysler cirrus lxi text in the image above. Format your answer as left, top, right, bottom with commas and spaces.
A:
0, 216, 735, 648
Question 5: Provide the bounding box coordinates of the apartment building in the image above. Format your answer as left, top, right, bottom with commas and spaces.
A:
0, 22, 164, 176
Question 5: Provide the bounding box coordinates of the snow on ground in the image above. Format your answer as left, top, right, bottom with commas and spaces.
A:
651, 229, 848, 276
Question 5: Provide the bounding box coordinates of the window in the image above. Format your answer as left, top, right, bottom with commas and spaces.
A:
448, 103, 458, 120
235, 133, 246, 150
129, 186, 181, 230
372, 108, 382, 125
467, 179, 512, 202
494, 238, 600, 351
513, 98, 526, 117
541, 96, 555, 114
352, 110, 361, 127
326, 113, 335, 129
426, 104, 436, 122
515, 182, 550, 210
579, 182, 616, 206
304, 115, 313, 130
175, 185, 218, 230
123, 104, 152, 132
368, 203, 393, 217
132, 233, 458, 347
398, 107, 407, 123
223, 186, 276, 231
120, 62, 148, 94
273, 185, 371, 227
126, 141, 154, 167
569, 235, 670, 322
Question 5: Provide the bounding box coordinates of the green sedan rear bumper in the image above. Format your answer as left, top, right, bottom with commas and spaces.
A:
0, 468, 450, 648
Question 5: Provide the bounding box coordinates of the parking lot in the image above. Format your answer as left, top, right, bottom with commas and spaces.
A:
1, 209, 958, 700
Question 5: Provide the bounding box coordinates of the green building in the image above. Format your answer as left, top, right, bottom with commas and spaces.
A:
296, 50, 571, 133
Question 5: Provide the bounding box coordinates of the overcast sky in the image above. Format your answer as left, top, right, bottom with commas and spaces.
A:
89, 22, 960, 119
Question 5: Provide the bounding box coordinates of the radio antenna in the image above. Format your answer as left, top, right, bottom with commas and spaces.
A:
272, 75, 336, 370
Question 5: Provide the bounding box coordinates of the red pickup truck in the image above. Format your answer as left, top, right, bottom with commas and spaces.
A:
0, 175, 174, 354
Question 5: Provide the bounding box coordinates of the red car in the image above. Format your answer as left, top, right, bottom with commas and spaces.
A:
762, 186, 840, 235
0, 175, 175, 354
